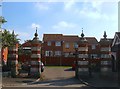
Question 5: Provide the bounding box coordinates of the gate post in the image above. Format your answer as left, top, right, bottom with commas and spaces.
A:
30, 29, 42, 78
8, 43, 19, 77
117, 44, 120, 86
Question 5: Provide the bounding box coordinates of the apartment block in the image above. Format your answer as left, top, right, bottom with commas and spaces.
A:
19, 31, 115, 66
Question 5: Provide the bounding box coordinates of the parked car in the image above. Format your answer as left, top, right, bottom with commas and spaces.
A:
21, 62, 44, 72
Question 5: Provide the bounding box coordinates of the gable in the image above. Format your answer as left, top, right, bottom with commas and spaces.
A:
112, 33, 120, 46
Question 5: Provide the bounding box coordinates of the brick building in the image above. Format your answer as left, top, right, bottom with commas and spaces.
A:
86, 37, 100, 59
63, 35, 79, 57
111, 32, 120, 72
42, 34, 63, 65
19, 40, 31, 63
19, 31, 114, 66
19, 40, 42, 64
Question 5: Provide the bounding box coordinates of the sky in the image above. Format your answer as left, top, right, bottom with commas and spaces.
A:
1, 0, 118, 44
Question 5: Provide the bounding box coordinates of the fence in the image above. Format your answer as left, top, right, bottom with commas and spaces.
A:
41, 57, 76, 66
75, 58, 113, 78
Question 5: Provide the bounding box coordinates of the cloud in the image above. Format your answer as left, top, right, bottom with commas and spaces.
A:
51, 21, 82, 34
74, 1, 117, 21
31, 23, 41, 29
63, 0, 75, 11
52, 21, 78, 30
34, 2, 49, 10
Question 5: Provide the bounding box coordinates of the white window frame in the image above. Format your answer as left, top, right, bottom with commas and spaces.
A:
45, 51, 53, 57
47, 41, 51, 46
78, 47, 88, 51
65, 43, 70, 48
78, 54, 88, 58
45, 51, 49, 56
64, 53, 69, 57
74, 43, 78, 48
55, 51, 61, 56
55, 41, 61, 46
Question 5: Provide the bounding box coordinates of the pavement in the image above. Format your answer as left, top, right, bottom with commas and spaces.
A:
2, 66, 120, 88
78, 72, 119, 88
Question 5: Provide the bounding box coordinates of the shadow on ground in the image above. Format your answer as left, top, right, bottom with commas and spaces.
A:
64, 68, 74, 71
27, 77, 82, 87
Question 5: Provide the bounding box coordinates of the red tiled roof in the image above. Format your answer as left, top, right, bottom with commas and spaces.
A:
63, 35, 79, 42
21, 41, 31, 47
85, 37, 98, 44
99, 38, 113, 45
43, 34, 63, 41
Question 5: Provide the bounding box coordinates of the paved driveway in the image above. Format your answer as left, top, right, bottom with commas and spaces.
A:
42, 66, 75, 80
29, 66, 85, 87
2, 66, 86, 87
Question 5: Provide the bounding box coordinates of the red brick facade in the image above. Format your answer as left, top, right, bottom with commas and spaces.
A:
19, 31, 114, 66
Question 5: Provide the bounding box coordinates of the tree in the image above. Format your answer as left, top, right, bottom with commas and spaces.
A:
0, 16, 7, 28
1, 29, 20, 48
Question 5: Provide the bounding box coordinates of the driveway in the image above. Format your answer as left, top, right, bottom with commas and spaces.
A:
42, 66, 75, 80
2, 66, 86, 87
28, 66, 85, 87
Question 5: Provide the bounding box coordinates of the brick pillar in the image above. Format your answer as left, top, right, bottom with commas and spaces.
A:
77, 30, 89, 77
8, 43, 18, 77
30, 29, 41, 78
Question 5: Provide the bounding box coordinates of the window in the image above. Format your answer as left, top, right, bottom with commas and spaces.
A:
55, 41, 61, 46
55, 51, 61, 56
91, 54, 97, 58
45, 51, 53, 56
92, 45, 96, 49
78, 54, 88, 58
74, 43, 78, 48
45, 51, 49, 56
65, 43, 70, 48
64, 53, 69, 57
47, 41, 51, 46
78, 47, 88, 51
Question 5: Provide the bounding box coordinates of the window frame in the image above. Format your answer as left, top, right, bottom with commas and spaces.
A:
55, 41, 61, 46
47, 41, 51, 46
65, 42, 70, 48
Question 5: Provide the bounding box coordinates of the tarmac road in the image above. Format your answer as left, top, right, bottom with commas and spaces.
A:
2, 66, 86, 87
2, 66, 119, 89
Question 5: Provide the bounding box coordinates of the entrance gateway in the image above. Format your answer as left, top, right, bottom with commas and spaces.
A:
7, 28, 42, 78
30, 29, 42, 77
